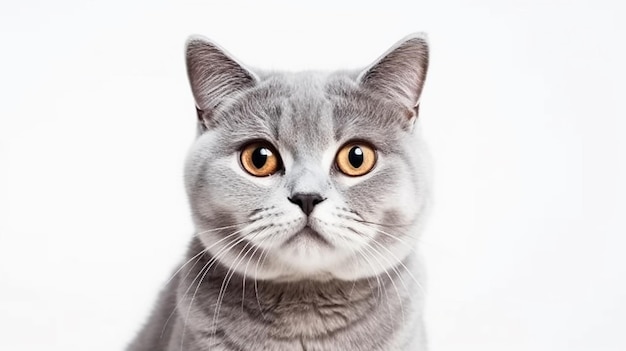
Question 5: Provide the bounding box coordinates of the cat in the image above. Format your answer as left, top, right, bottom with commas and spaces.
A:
128, 33, 431, 351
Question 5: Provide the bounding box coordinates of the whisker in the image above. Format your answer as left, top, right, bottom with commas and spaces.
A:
369, 230, 427, 297
212, 241, 253, 335
329, 225, 387, 309
359, 242, 406, 326
352, 218, 413, 229
179, 261, 212, 350
159, 251, 205, 340
241, 237, 267, 312
209, 228, 268, 343
253, 235, 274, 320
179, 225, 257, 349
162, 225, 251, 290
161, 249, 206, 289
192, 221, 253, 238
356, 245, 390, 316
350, 220, 420, 248
351, 217, 446, 255
349, 220, 427, 297
254, 229, 282, 315
334, 207, 413, 229
249, 208, 283, 221
161, 225, 252, 339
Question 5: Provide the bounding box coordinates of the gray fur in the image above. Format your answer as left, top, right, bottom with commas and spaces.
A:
128, 33, 431, 351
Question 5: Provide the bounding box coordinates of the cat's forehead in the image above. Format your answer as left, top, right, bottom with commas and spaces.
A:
272, 72, 338, 155
215, 71, 407, 154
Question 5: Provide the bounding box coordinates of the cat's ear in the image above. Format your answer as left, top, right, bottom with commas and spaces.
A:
185, 36, 258, 126
357, 33, 429, 122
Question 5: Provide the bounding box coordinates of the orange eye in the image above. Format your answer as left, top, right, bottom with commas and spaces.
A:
240, 142, 282, 177
336, 142, 377, 176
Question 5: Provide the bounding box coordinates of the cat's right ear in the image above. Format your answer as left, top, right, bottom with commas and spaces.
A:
185, 36, 258, 129
357, 33, 429, 127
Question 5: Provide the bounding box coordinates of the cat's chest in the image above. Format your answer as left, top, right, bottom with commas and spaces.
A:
185, 305, 404, 351
178, 274, 408, 350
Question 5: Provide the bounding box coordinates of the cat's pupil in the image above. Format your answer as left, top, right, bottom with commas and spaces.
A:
348, 146, 364, 168
252, 147, 270, 169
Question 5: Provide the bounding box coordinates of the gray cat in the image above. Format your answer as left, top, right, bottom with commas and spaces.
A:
128, 33, 431, 351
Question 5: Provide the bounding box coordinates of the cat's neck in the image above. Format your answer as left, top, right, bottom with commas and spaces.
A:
176, 238, 415, 345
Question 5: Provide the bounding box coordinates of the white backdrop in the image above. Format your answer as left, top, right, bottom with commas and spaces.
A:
1, 1, 625, 350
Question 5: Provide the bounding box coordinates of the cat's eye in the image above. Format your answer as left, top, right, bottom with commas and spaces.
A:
240, 142, 282, 177
336, 142, 377, 177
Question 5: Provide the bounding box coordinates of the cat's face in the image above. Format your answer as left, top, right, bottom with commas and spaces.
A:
184, 35, 430, 281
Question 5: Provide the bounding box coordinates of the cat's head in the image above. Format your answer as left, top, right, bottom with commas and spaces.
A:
184, 34, 431, 281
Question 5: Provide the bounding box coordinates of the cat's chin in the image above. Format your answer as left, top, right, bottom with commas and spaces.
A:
263, 225, 378, 280
281, 226, 332, 248
267, 254, 384, 282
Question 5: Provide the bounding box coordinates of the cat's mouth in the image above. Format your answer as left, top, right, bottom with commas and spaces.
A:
282, 226, 332, 247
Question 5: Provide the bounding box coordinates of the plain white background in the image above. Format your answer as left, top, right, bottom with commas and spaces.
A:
1, 0, 625, 350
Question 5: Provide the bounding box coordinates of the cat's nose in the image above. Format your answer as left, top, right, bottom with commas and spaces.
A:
288, 193, 325, 216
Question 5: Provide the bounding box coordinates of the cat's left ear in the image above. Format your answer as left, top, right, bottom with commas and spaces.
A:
357, 33, 429, 127
186, 36, 258, 129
